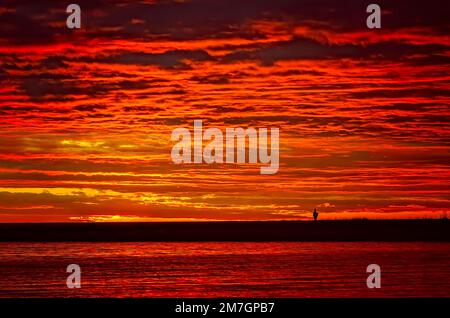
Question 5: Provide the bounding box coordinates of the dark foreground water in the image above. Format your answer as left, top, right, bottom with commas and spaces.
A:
0, 242, 449, 297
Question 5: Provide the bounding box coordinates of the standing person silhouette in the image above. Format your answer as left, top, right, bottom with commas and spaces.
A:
313, 208, 319, 221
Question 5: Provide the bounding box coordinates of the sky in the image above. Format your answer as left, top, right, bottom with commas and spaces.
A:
0, 0, 449, 222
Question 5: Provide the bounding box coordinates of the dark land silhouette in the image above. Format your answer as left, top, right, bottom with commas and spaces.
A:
0, 219, 448, 242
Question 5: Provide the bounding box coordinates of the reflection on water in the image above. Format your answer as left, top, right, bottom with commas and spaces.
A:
0, 242, 449, 297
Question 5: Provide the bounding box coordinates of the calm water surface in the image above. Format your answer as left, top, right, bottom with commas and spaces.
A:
0, 242, 449, 297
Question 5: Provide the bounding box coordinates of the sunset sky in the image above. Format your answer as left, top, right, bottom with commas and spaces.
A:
0, 0, 449, 222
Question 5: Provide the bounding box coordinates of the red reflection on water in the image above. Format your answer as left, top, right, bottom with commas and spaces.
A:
0, 242, 449, 297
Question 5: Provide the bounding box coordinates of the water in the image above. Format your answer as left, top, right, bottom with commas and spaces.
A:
0, 242, 449, 297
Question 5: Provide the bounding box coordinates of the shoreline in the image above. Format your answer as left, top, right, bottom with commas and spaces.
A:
0, 219, 448, 242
